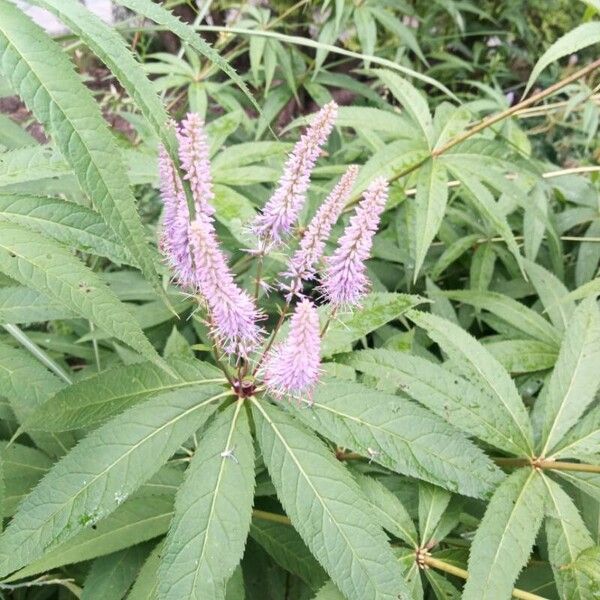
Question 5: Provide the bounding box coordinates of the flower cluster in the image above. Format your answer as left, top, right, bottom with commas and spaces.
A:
158, 106, 388, 400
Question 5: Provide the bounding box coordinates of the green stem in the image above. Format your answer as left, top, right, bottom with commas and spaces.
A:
494, 457, 600, 474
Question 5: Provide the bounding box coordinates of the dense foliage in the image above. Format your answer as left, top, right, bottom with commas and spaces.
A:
0, 0, 599, 598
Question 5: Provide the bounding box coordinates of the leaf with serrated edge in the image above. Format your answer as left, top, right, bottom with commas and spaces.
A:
462, 468, 547, 600
252, 398, 410, 600
347, 349, 532, 456
0, 286, 75, 323
418, 483, 451, 546
552, 404, 600, 460
25, 358, 224, 432
354, 473, 418, 547
533, 297, 600, 456
543, 475, 595, 600
127, 542, 163, 600
0, 385, 227, 578
158, 401, 255, 600
408, 310, 534, 455
0, 223, 165, 369
412, 159, 448, 279
291, 379, 503, 498
0, 1, 165, 300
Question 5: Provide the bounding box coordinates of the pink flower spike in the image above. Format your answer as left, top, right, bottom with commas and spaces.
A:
283, 165, 359, 299
262, 299, 321, 399
321, 177, 389, 307
189, 216, 263, 357
158, 145, 195, 287
177, 113, 215, 218
251, 101, 338, 250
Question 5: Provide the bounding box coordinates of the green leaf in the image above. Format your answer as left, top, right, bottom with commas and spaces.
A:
113, 0, 260, 117
523, 259, 575, 333
566, 546, 600, 584
442, 290, 561, 347
321, 293, 424, 357
443, 166, 524, 274
375, 70, 433, 146
407, 310, 535, 454
7, 497, 173, 581
127, 542, 163, 600
556, 471, 600, 502
543, 475, 595, 600
82, 545, 149, 600
26, 358, 224, 432
418, 483, 451, 545
250, 518, 327, 590
346, 349, 532, 456
311, 581, 346, 600
251, 398, 410, 600
0, 193, 132, 264
533, 297, 600, 456
0, 144, 71, 189
485, 340, 558, 374
552, 404, 600, 460
430, 233, 480, 280
0, 222, 165, 369
158, 401, 255, 600
524, 22, 600, 96
292, 379, 504, 498
0, 285, 75, 323
354, 473, 419, 547
463, 468, 547, 600
425, 569, 460, 600
0, 1, 165, 300
0, 385, 227, 577
411, 159, 448, 279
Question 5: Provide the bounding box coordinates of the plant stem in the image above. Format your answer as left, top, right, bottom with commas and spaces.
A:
252, 509, 292, 525
494, 457, 600, 474
422, 555, 547, 600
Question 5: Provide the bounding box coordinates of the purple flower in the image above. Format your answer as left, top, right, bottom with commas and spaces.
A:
190, 216, 263, 357
321, 177, 389, 307
177, 113, 215, 218
158, 145, 195, 286
283, 165, 358, 299
251, 101, 338, 249
262, 299, 321, 399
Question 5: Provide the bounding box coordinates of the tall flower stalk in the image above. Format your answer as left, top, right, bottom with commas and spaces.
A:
251, 101, 338, 250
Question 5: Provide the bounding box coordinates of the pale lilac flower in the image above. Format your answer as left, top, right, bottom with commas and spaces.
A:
177, 113, 215, 218
283, 165, 358, 299
190, 216, 263, 357
251, 101, 338, 249
158, 145, 195, 286
262, 299, 321, 399
321, 177, 389, 307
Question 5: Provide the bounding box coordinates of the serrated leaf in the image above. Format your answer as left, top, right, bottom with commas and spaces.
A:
0, 193, 132, 264
251, 398, 410, 600
463, 468, 547, 600
375, 70, 433, 146
523, 259, 575, 333
418, 483, 451, 545
552, 405, 600, 460
524, 22, 600, 96
321, 293, 424, 357
113, 0, 260, 117
543, 475, 595, 600
128, 542, 163, 600
346, 349, 531, 456
0, 285, 75, 323
354, 473, 418, 547
425, 569, 460, 600
0, 385, 227, 577
411, 159, 448, 279
442, 290, 561, 347
26, 358, 224, 432
158, 401, 255, 600
0, 1, 165, 300
7, 497, 173, 581
312, 581, 346, 600
291, 379, 504, 498
484, 340, 558, 374
533, 297, 600, 456
0, 222, 165, 369
407, 310, 534, 455
250, 518, 327, 590
82, 544, 149, 600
